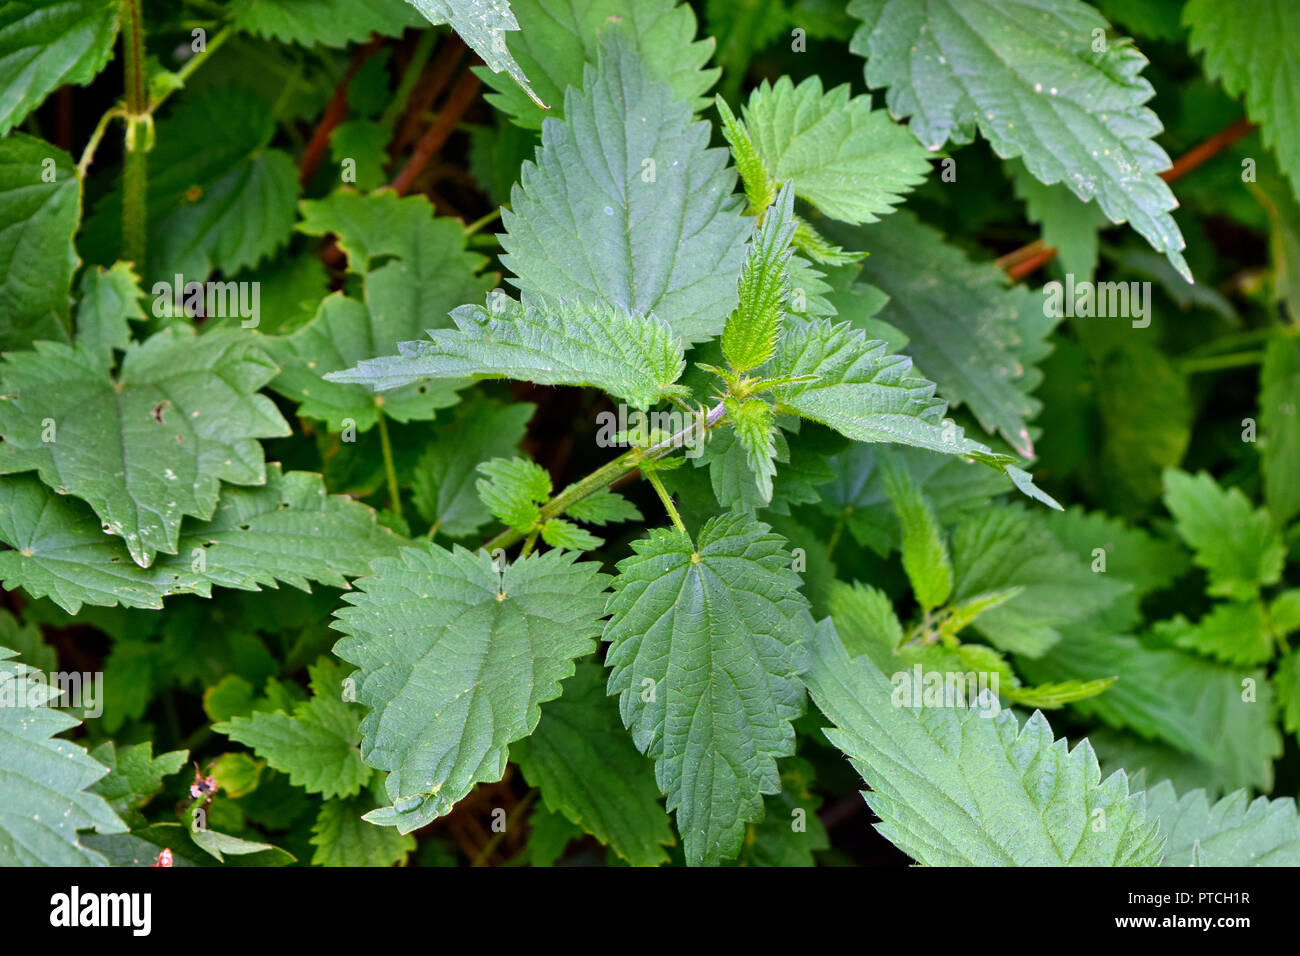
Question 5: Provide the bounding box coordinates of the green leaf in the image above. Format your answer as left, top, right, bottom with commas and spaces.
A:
1260, 336, 1300, 526
1089, 730, 1221, 801
498, 33, 749, 342
298, 192, 495, 316
841, 211, 1058, 457
188, 806, 281, 863
476, 456, 550, 532
405, 0, 542, 107
1271, 590, 1300, 639
411, 397, 536, 537
1145, 780, 1300, 866
526, 803, 583, 865
0, 0, 119, 135
1162, 469, 1286, 601
269, 192, 493, 430
1276, 646, 1300, 744
514, 659, 674, 866
311, 795, 416, 866
0, 609, 53, 671
211, 752, 263, 798
768, 319, 1060, 508
737, 75, 931, 224
330, 294, 687, 410
722, 183, 797, 373
1257, 183, 1300, 321
328, 119, 389, 191
715, 95, 774, 212
267, 294, 462, 433
331, 544, 609, 832
88, 742, 188, 816
298, 190, 461, 275
1043, 506, 1189, 598
726, 398, 778, 504
1185, 0, 1300, 193
0, 647, 127, 865
539, 518, 602, 552
1017, 631, 1281, 793
216, 657, 371, 799
562, 488, 642, 526
1003, 677, 1116, 709
478, 0, 718, 128
172, 465, 406, 591
1173, 601, 1273, 667
803, 619, 1163, 865
209, 252, 328, 336
1096, 344, 1191, 517
949, 505, 1129, 656
0, 466, 403, 613
818, 443, 1010, 557
0, 134, 77, 350
86, 820, 293, 866
883, 462, 952, 611
1095, 0, 1184, 42
75, 262, 145, 360
603, 513, 809, 866
829, 581, 1045, 704
0, 327, 290, 567
239, 0, 423, 47
827, 581, 904, 658
686, 414, 841, 517
848, 0, 1190, 279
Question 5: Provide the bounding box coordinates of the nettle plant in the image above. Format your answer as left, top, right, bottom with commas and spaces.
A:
1, 0, 1299, 868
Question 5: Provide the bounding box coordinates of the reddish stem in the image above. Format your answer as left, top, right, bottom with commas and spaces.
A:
1160, 117, 1256, 183
390, 69, 482, 196
393, 34, 466, 156
298, 36, 384, 187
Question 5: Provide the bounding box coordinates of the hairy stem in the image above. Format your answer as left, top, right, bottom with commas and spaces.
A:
390, 68, 481, 196
483, 402, 727, 552
79, 21, 233, 179
120, 0, 148, 266
645, 469, 686, 534
520, 530, 539, 557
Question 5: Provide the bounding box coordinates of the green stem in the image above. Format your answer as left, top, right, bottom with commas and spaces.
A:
482, 402, 726, 552
826, 507, 850, 560
520, 530, 539, 557
120, 0, 148, 267
381, 29, 437, 130
645, 469, 686, 534
463, 207, 503, 237
425, 518, 441, 540
1183, 324, 1300, 357
375, 409, 402, 520
154, 23, 235, 113
76, 106, 123, 178
79, 21, 234, 181
1178, 351, 1265, 374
